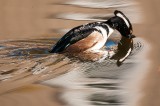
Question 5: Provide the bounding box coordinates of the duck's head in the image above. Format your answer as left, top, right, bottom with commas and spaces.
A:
107, 10, 135, 39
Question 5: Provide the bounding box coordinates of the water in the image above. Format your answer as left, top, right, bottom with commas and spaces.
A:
0, 0, 150, 106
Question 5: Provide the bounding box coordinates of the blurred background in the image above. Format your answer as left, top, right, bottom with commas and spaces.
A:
0, 0, 160, 106
0, 0, 142, 40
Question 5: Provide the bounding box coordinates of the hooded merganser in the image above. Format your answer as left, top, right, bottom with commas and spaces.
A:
50, 10, 135, 60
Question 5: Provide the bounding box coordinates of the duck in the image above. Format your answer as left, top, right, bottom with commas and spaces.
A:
50, 10, 135, 64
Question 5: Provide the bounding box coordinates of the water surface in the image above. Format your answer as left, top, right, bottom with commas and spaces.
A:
0, 0, 149, 106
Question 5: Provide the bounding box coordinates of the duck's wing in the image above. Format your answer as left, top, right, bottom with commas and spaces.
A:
50, 23, 101, 53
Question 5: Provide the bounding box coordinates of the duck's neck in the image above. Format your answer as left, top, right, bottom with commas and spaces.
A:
103, 21, 115, 38
104, 17, 117, 29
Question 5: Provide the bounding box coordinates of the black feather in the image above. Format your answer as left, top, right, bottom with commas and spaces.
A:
50, 22, 105, 53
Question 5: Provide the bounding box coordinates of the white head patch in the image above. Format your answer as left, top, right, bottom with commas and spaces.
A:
116, 13, 130, 28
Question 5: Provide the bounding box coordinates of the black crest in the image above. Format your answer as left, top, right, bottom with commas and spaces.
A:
114, 10, 133, 32
106, 10, 135, 39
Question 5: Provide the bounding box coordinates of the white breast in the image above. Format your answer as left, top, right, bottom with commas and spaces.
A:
87, 25, 114, 51
95, 26, 108, 39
